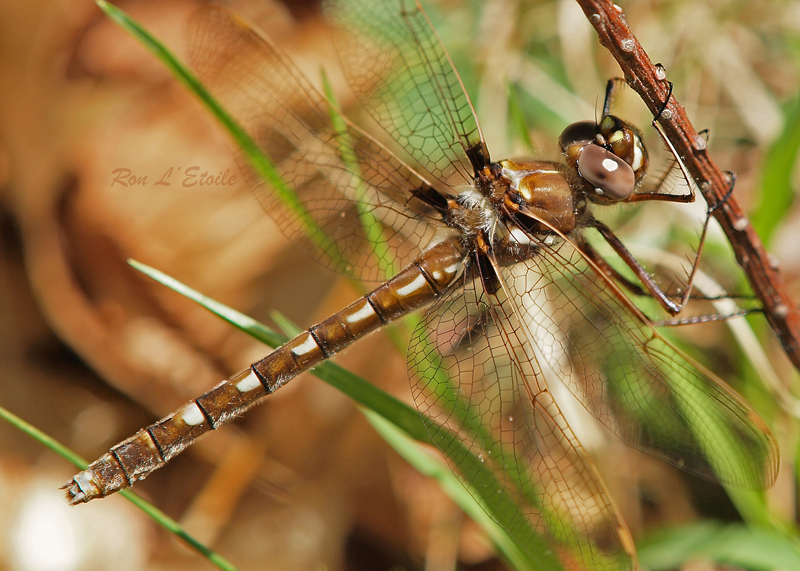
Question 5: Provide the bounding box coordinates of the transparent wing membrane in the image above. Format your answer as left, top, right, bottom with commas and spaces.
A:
408, 267, 635, 571
187, 6, 446, 281
405, 226, 776, 568
324, 0, 488, 187
499, 228, 778, 489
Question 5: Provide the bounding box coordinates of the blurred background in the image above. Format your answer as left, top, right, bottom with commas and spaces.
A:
0, 0, 799, 569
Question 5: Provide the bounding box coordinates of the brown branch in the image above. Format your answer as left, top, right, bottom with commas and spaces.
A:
574, 0, 800, 372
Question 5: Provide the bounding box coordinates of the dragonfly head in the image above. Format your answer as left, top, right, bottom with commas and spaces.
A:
559, 115, 649, 205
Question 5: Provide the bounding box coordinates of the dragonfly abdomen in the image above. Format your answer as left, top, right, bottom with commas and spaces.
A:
64, 236, 465, 504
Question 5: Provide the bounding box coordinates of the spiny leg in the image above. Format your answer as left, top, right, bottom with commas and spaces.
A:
589, 171, 737, 316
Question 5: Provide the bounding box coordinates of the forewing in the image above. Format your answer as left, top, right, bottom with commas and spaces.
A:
324, 0, 488, 187
187, 6, 445, 281
501, 228, 778, 490
408, 264, 635, 571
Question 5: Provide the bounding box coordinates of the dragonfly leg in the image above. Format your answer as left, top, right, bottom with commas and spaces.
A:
624, 79, 700, 204
602, 77, 628, 117
592, 163, 738, 317
590, 214, 711, 317
579, 238, 650, 298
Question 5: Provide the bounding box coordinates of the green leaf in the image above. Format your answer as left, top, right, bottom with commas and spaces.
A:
366, 410, 539, 571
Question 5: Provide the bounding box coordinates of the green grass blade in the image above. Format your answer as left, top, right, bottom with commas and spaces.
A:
751, 93, 800, 244
0, 404, 87, 470
637, 521, 800, 571
320, 69, 398, 280
725, 488, 775, 531
366, 410, 539, 571
127, 259, 284, 349
130, 258, 562, 570
507, 80, 534, 149
118, 493, 238, 571
271, 310, 560, 571
95, 0, 344, 269
0, 403, 238, 571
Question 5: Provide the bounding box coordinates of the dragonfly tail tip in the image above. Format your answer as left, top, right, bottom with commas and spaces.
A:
61, 479, 87, 505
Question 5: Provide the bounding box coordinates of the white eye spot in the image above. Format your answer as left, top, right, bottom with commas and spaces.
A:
602, 158, 618, 172
632, 139, 644, 171
595, 187, 604, 196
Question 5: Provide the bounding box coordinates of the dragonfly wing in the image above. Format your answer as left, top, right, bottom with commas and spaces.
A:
324, 0, 489, 187
187, 6, 448, 282
408, 264, 635, 571
499, 226, 778, 490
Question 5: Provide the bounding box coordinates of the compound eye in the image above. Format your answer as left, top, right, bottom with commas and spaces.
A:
607, 127, 635, 165
578, 144, 635, 201
558, 120, 596, 151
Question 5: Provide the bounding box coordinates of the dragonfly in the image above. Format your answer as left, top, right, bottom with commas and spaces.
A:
65, 1, 778, 569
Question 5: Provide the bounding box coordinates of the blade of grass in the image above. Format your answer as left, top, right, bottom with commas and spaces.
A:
751, 93, 800, 244
130, 258, 560, 570
0, 404, 238, 571
270, 309, 560, 571
321, 69, 398, 279
637, 521, 800, 571
507, 80, 534, 149
274, 309, 623, 569
365, 410, 538, 571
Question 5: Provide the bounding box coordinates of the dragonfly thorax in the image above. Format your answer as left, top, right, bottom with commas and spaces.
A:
452, 187, 499, 238
495, 159, 580, 235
